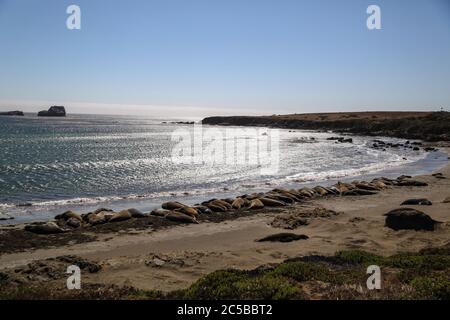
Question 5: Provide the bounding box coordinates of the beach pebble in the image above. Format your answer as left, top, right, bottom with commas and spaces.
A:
384, 208, 440, 231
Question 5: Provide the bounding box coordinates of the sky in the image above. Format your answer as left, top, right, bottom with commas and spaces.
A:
0, 0, 449, 116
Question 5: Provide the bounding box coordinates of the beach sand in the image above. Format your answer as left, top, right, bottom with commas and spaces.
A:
0, 148, 449, 293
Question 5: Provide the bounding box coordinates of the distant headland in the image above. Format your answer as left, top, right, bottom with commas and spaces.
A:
202, 111, 450, 142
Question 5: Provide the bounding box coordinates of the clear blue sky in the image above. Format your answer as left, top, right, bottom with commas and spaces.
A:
0, 0, 449, 116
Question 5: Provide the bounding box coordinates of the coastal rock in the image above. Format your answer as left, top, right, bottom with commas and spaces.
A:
165, 212, 198, 224
401, 199, 433, 206
24, 222, 66, 235
0, 111, 24, 116
256, 233, 309, 243
384, 208, 440, 231
37, 106, 66, 117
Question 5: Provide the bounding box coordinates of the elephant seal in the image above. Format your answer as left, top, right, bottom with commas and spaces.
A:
401, 199, 433, 206
231, 198, 246, 210
86, 211, 112, 225
109, 210, 132, 223
205, 203, 227, 212
175, 207, 199, 217
354, 183, 380, 191
24, 222, 66, 235
66, 217, 82, 228
127, 208, 147, 218
194, 205, 213, 214
212, 199, 232, 210
384, 208, 440, 231
165, 212, 199, 224
256, 233, 309, 243
151, 208, 171, 217
248, 199, 264, 210
162, 201, 187, 210
258, 197, 286, 207
313, 186, 328, 196
55, 210, 82, 222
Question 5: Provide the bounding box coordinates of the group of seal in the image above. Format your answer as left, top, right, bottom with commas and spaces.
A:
22, 174, 431, 234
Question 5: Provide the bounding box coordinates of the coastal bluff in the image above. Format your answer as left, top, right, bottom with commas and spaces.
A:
38, 106, 66, 117
202, 111, 450, 142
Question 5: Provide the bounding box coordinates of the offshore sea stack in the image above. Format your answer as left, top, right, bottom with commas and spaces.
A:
38, 106, 66, 117
0, 111, 24, 116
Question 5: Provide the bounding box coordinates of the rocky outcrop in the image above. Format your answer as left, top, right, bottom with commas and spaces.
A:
0, 111, 24, 116
38, 106, 66, 117
202, 111, 450, 141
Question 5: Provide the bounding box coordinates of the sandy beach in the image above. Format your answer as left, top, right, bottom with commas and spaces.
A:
1, 146, 448, 296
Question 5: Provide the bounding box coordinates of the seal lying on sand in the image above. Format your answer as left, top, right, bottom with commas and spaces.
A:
165, 212, 199, 224
256, 233, 309, 243
401, 199, 433, 206
384, 208, 440, 231
24, 222, 67, 235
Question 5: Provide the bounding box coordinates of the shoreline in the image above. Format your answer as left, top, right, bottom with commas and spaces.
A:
0, 145, 449, 297
1, 134, 447, 226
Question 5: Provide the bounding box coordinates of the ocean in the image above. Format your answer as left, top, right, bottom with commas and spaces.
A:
0, 113, 448, 223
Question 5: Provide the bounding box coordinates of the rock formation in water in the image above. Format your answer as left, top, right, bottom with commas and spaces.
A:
0, 111, 24, 116
37, 106, 66, 117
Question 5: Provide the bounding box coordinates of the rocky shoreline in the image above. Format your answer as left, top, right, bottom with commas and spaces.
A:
202, 111, 450, 142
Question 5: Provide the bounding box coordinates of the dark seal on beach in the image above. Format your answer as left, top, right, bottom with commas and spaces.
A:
384, 208, 440, 231
256, 233, 309, 243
